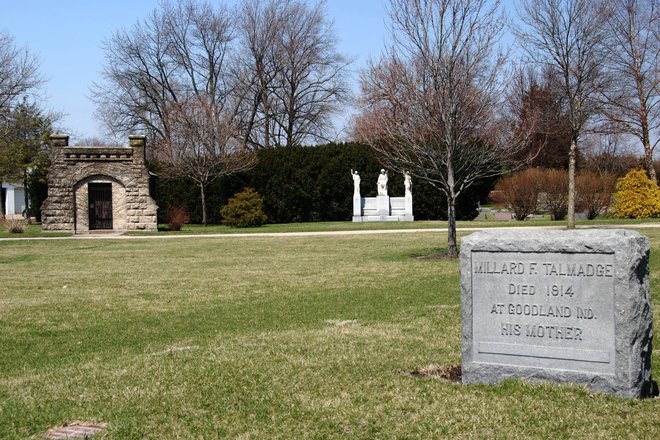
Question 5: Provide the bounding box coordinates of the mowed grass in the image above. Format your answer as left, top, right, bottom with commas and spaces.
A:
0, 229, 659, 438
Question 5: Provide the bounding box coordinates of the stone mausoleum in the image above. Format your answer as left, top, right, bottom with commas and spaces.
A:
41, 134, 158, 233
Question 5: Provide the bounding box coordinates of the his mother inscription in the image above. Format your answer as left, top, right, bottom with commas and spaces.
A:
460, 230, 655, 398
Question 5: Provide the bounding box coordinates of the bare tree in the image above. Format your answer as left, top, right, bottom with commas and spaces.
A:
515, 0, 607, 229
0, 30, 42, 122
156, 96, 257, 223
354, 0, 531, 256
600, 0, 660, 182
92, 0, 255, 224
235, 0, 350, 148
233, 0, 283, 149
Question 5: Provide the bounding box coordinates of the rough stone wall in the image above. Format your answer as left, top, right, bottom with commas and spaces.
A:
42, 134, 158, 232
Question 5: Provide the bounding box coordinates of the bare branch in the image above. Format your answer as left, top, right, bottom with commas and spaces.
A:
599, 0, 660, 182
514, 0, 608, 228
354, 0, 529, 256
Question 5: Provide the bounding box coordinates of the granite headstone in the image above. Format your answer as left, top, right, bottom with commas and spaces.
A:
460, 229, 655, 398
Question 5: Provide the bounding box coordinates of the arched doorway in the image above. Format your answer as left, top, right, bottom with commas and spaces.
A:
73, 175, 127, 232
88, 182, 113, 230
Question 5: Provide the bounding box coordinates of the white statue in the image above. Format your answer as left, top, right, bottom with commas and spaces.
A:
404, 171, 412, 197
351, 169, 361, 195
377, 169, 388, 196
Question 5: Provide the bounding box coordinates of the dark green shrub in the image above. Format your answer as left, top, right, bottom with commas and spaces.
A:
221, 188, 268, 227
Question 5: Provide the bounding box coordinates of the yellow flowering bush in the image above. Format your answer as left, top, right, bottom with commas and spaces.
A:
612, 168, 660, 218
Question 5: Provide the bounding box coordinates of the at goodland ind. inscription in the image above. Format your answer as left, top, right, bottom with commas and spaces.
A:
471, 251, 615, 375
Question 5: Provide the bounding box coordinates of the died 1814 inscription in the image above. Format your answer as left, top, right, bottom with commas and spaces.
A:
460, 230, 655, 398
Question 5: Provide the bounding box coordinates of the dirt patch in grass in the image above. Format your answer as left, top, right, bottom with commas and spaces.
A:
401, 364, 462, 382
45, 421, 107, 439
324, 319, 359, 327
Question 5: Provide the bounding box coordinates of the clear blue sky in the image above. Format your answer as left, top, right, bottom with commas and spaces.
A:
2, 0, 515, 141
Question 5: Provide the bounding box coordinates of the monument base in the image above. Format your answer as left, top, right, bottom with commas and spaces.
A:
376, 195, 390, 215
353, 215, 414, 222
353, 196, 413, 222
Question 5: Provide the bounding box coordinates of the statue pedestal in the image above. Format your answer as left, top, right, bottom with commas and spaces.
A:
376, 196, 390, 216
353, 194, 362, 217
353, 194, 363, 222
405, 195, 413, 216
353, 195, 413, 222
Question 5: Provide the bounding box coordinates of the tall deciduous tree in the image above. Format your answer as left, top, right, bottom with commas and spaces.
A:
92, 0, 254, 225
600, 0, 660, 182
235, 0, 349, 148
0, 31, 44, 218
515, 0, 607, 229
0, 30, 42, 121
234, 0, 282, 149
354, 0, 530, 256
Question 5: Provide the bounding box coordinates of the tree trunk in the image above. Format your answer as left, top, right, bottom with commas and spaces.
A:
635, 67, 656, 183
447, 154, 458, 257
23, 170, 30, 218
0, 180, 5, 220
447, 195, 458, 257
264, 114, 270, 149
199, 183, 207, 226
643, 136, 656, 184
567, 138, 577, 230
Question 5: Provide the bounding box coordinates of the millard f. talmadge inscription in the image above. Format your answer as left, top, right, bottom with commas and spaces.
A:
472, 251, 615, 375
460, 230, 655, 398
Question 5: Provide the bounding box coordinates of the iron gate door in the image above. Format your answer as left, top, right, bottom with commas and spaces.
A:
88, 183, 113, 230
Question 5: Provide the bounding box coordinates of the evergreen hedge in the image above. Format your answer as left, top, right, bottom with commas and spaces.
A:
149, 143, 494, 224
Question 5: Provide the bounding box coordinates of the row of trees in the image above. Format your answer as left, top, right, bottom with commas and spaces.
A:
3, 0, 660, 256
92, 0, 349, 224
354, 0, 660, 255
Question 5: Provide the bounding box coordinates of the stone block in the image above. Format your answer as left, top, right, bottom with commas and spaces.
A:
376, 195, 390, 216
353, 195, 362, 218
494, 211, 512, 220
460, 229, 654, 398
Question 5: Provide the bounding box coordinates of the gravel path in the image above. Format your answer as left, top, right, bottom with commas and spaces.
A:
2, 223, 660, 242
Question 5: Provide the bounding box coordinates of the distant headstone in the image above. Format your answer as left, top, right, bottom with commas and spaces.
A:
460, 229, 655, 398
494, 211, 512, 220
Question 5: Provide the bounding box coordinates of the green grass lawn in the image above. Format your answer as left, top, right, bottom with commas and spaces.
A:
0, 223, 71, 239
1, 228, 660, 438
